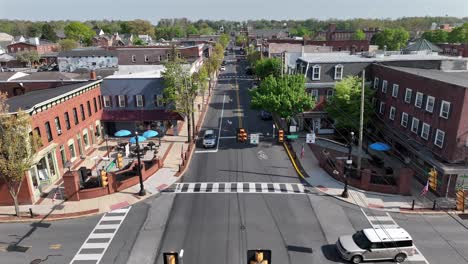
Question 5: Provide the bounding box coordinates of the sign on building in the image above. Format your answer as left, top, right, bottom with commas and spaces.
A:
306, 133, 316, 144
250, 133, 259, 145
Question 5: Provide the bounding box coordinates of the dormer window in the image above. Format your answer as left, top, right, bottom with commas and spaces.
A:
312, 65, 321, 80
131, 55, 136, 63
144, 55, 149, 62
334, 64, 343, 80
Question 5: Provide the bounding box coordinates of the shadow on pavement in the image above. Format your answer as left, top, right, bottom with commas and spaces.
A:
321, 244, 347, 263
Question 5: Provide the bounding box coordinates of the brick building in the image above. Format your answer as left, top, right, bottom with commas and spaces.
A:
112, 44, 207, 65
265, 38, 372, 53
438, 43, 468, 58
315, 23, 379, 41
7, 38, 59, 55
1, 80, 104, 205
57, 48, 118, 73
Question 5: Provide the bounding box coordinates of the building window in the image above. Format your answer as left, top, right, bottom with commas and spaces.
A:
59, 145, 66, 167
87, 101, 92, 117
312, 65, 321, 80
382, 80, 388, 93
379, 102, 385, 114
83, 132, 89, 147
440, 100, 450, 119
401, 112, 408, 127
156, 94, 164, 107
404, 88, 412, 103
326, 89, 334, 100
68, 142, 76, 159
415, 92, 423, 108
95, 124, 101, 138
425, 96, 435, 113
118, 95, 126, 107
98, 95, 102, 109
45, 121, 53, 142
103, 96, 111, 108
136, 95, 144, 107
389, 106, 396, 120
421, 122, 430, 140
93, 98, 98, 113
158, 55, 162, 61
392, 84, 399, 98
373, 77, 379, 89
73, 108, 79, 125
54, 117, 62, 135
167, 53, 170, 60
144, 55, 149, 62
411, 118, 419, 134
177, 53, 181, 59
434, 129, 445, 148
64, 112, 71, 130
334, 65, 343, 80
310, 89, 318, 101
80, 104, 85, 121
131, 55, 136, 62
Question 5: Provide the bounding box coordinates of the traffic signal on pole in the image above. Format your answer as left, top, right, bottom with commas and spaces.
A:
238, 128, 248, 143
163, 252, 179, 264
100, 169, 108, 187
428, 168, 438, 190
278, 129, 284, 143
456, 189, 465, 211
117, 153, 124, 169
247, 249, 271, 264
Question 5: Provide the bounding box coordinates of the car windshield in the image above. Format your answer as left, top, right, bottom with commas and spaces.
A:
352, 231, 372, 249
204, 134, 214, 139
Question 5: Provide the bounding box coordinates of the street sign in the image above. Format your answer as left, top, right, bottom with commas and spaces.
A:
250, 133, 259, 144
306, 133, 316, 143
290, 126, 297, 132
286, 134, 299, 139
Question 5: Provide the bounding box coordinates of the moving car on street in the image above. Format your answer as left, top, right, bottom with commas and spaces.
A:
202, 129, 217, 148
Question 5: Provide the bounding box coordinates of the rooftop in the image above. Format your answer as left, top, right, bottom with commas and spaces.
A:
379, 65, 468, 88
363, 228, 412, 243
404, 38, 442, 53
298, 52, 460, 64
6, 80, 99, 113
59, 48, 117, 57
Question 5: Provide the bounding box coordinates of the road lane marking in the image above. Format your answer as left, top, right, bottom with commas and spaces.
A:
49, 244, 61, 250
70, 206, 131, 264
173, 182, 305, 194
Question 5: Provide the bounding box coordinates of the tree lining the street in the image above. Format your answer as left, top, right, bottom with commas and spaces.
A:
254, 57, 282, 80
16, 50, 40, 71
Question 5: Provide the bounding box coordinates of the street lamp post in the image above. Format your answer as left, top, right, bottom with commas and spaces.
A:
135, 131, 146, 196
104, 134, 110, 158
342, 131, 355, 198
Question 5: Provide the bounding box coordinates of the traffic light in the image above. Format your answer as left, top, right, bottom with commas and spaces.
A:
117, 153, 124, 169
248, 249, 271, 264
100, 169, 108, 187
278, 129, 284, 143
456, 189, 465, 212
163, 252, 179, 264
428, 168, 438, 190
237, 128, 248, 143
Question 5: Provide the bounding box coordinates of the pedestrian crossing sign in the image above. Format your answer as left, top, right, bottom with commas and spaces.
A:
250, 133, 259, 144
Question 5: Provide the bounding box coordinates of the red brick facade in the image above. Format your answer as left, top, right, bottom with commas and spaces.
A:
7, 42, 59, 55
438, 43, 468, 58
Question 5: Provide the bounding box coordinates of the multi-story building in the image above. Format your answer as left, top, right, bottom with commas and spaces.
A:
315, 23, 379, 41
371, 63, 468, 196
57, 48, 118, 73
1, 79, 104, 205
7, 37, 59, 55
438, 43, 468, 58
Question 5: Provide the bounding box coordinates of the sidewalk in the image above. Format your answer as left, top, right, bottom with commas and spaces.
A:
0, 87, 213, 222
288, 132, 457, 215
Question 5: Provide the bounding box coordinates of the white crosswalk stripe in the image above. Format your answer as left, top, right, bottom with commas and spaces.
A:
172, 182, 306, 194
70, 206, 131, 264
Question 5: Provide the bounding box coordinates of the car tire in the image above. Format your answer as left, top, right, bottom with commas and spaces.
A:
351, 255, 362, 264
394, 253, 407, 263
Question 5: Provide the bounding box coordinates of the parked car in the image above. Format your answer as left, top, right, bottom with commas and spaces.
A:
336, 227, 414, 263
202, 129, 217, 148
220, 66, 226, 71
259, 110, 272, 120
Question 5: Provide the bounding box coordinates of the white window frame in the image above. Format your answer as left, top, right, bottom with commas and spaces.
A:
421, 122, 430, 140
310, 89, 319, 101
379, 102, 385, 114
389, 106, 396, 120
392, 84, 399, 98
326, 89, 334, 100
136, 95, 144, 107
158, 55, 162, 61
131, 55, 136, 62
103, 96, 111, 108
144, 55, 149, 62
434, 129, 445, 148
382, 80, 388, 93
411, 118, 419, 134
401, 112, 408, 127
415, 92, 423, 108
425, 96, 435, 113
334, 64, 343, 80
373, 77, 379, 89
312, 65, 321, 80
156, 94, 164, 107
118, 95, 126, 107
439, 100, 450, 119
177, 53, 181, 59
404, 88, 412, 103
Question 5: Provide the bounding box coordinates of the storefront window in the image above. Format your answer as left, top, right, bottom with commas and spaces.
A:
29, 168, 38, 189
60, 145, 66, 167
77, 137, 83, 156
69, 143, 76, 159
47, 152, 57, 178
37, 157, 49, 181
95, 124, 101, 137
83, 132, 89, 147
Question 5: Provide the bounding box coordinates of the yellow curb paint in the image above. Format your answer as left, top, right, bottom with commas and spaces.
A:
273, 120, 305, 180
49, 244, 62, 250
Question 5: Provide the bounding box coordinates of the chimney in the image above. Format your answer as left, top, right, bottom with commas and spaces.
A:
28, 37, 39, 45
90, 70, 97, 80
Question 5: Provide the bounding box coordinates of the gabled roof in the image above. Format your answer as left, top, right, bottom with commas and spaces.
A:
404, 38, 442, 52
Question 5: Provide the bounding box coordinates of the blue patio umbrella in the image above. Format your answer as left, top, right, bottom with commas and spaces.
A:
129, 135, 147, 144
369, 142, 391, 151
114, 130, 132, 137
142, 130, 159, 138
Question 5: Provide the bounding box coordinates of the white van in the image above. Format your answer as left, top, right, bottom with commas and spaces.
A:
336, 227, 414, 263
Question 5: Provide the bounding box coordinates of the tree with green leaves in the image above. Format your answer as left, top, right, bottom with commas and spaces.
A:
0, 92, 40, 216
64, 22, 95, 46
372, 28, 410, 50
219, 34, 230, 48
250, 75, 314, 122
27, 23, 42, 37
352, 29, 366, 40
128, 19, 155, 37
133, 36, 145, 46
246, 46, 261, 68
254, 58, 282, 80
59, 39, 79, 51
235, 34, 248, 47
16, 50, 40, 71
186, 24, 199, 36
41, 24, 58, 42
447, 23, 468, 43
422, 29, 448, 43
289, 26, 312, 38
325, 76, 374, 133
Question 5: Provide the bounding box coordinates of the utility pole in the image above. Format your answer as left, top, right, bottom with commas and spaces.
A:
342, 132, 355, 198
357, 70, 365, 172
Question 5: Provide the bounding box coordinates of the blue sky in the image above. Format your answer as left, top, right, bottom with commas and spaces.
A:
0, 0, 467, 22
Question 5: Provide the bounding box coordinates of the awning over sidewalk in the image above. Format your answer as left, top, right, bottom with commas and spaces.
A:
101, 110, 184, 122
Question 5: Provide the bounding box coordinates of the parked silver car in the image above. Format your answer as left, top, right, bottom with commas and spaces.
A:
336, 227, 415, 263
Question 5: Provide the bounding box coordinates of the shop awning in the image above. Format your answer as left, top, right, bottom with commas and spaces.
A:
101, 110, 184, 122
